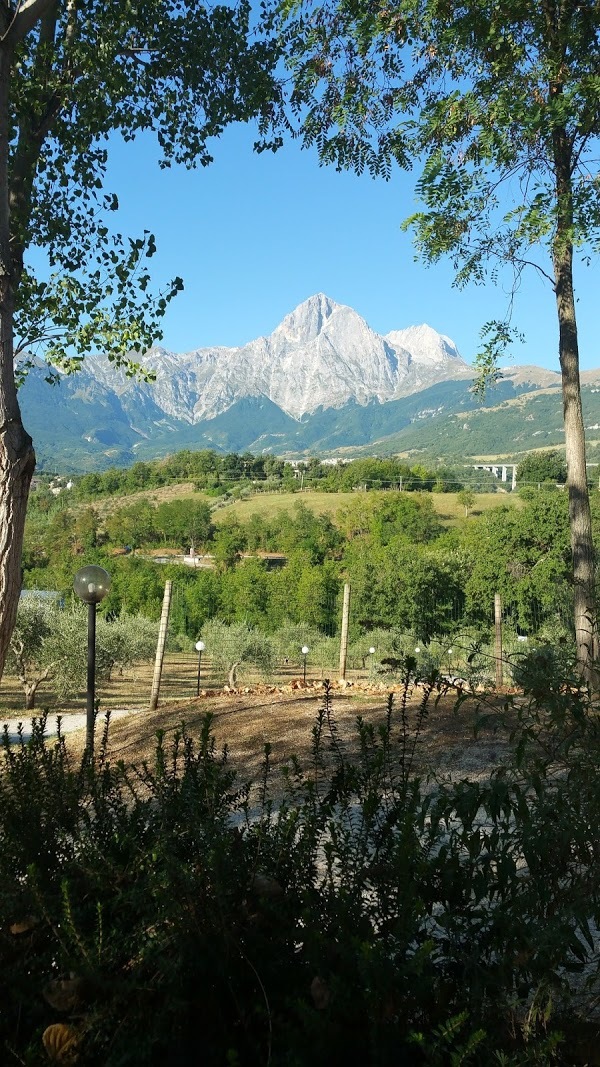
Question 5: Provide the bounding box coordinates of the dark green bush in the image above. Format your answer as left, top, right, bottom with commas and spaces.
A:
1, 670, 599, 1065
509, 644, 577, 696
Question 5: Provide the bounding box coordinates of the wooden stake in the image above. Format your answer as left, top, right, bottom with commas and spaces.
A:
149, 580, 172, 711
494, 592, 503, 690
339, 582, 351, 680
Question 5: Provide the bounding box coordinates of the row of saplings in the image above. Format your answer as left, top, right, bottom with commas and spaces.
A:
6, 596, 548, 712
1, 661, 599, 1065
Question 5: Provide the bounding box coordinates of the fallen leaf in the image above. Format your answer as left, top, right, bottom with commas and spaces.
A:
42, 1022, 79, 1063
9, 915, 39, 935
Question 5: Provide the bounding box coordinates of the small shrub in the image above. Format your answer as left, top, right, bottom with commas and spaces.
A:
509, 642, 577, 694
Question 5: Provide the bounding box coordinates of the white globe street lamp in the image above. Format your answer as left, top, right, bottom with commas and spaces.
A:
195, 640, 206, 697
73, 565, 111, 755
301, 645, 309, 684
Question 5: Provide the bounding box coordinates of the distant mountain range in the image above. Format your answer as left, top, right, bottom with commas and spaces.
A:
20, 293, 600, 471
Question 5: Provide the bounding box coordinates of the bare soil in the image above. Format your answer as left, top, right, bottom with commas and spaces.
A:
1, 653, 510, 783
63, 679, 508, 787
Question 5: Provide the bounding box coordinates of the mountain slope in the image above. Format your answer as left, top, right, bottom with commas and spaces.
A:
22, 294, 599, 471
76, 293, 471, 425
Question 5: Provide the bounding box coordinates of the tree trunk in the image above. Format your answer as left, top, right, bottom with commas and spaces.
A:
0, 43, 35, 682
553, 125, 597, 681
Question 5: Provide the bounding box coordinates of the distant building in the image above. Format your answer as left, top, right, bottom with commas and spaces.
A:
49, 477, 74, 496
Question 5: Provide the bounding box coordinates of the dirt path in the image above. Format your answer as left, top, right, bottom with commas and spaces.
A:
62, 681, 509, 785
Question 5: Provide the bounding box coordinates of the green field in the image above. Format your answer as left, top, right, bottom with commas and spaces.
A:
429, 490, 524, 524
211, 488, 522, 527
79, 483, 524, 534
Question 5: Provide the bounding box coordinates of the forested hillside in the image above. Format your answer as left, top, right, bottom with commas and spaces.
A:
23, 451, 583, 655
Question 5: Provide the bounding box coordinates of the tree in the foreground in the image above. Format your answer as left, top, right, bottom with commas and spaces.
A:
277, 0, 600, 677
0, 0, 280, 680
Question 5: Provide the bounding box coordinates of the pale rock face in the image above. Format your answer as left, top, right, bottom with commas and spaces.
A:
385, 324, 462, 366
80, 294, 470, 424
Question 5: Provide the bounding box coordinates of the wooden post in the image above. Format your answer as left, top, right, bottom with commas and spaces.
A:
494, 592, 503, 690
339, 582, 351, 680
149, 580, 172, 711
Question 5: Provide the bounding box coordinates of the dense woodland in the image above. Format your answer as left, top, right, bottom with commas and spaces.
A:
22, 450, 584, 650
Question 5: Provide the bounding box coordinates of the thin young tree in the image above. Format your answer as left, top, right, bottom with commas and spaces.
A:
0, 0, 279, 678
276, 0, 600, 677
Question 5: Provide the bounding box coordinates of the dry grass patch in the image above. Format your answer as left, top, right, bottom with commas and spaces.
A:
0, 654, 356, 715
0, 653, 202, 714
1, 650, 510, 788
86, 482, 206, 519
211, 490, 357, 524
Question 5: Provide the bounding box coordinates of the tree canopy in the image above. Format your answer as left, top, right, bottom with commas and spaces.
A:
13, 0, 280, 369
517, 450, 568, 486
0, 0, 281, 678
275, 0, 600, 675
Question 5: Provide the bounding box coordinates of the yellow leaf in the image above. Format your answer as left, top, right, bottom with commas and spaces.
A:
9, 915, 39, 935
42, 1023, 79, 1063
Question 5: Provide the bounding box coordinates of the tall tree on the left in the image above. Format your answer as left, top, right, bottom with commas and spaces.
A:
0, 0, 279, 678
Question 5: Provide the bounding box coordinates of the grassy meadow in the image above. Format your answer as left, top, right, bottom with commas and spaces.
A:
211, 487, 522, 527
89, 481, 205, 518
79, 478, 525, 533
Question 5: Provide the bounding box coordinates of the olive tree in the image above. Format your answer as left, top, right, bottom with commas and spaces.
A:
6, 593, 57, 709
201, 619, 276, 686
7, 598, 157, 708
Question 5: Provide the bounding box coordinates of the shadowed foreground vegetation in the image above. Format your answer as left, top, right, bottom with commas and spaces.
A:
1, 663, 599, 1065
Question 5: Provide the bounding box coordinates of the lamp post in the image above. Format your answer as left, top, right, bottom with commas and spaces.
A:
73, 565, 111, 756
369, 646, 376, 679
195, 640, 206, 697
301, 645, 309, 684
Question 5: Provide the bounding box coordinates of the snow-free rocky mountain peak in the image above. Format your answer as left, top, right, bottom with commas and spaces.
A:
83, 293, 470, 424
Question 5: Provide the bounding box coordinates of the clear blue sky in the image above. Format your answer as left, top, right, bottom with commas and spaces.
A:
102, 120, 600, 371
